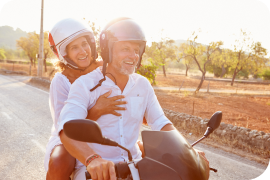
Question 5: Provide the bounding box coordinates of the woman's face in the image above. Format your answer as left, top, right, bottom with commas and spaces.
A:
66, 36, 92, 68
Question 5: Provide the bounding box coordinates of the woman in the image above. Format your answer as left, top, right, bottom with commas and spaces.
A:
44, 18, 126, 180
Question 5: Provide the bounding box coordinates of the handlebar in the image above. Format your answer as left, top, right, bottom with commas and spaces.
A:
85, 162, 131, 179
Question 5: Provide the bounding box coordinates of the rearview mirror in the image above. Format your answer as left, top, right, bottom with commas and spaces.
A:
63, 119, 105, 144
63, 119, 133, 161
207, 111, 222, 131
204, 111, 222, 137
192, 111, 222, 147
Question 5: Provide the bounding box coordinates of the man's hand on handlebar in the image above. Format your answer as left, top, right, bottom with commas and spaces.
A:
86, 158, 116, 180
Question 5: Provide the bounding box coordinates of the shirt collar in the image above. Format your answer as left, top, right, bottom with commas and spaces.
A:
101, 73, 136, 94
122, 74, 135, 95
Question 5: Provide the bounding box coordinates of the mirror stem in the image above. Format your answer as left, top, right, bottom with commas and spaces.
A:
191, 127, 214, 147
118, 144, 133, 161
191, 136, 206, 147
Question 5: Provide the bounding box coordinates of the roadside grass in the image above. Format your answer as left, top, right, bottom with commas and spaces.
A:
183, 91, 190, 97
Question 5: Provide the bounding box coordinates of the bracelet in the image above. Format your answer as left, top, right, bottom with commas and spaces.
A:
85, 154, 102, 166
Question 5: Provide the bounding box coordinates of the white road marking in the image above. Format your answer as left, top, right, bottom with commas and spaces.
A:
31, 139, 46, 153
1, 112, 12, 119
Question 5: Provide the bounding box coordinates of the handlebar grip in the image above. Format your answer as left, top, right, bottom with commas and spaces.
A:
85, 171, 91, 179
85, 162, 131, 180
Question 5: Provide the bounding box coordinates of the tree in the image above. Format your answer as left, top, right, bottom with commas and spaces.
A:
83, 18, 101, 54
178, 43, 194, 76
136, 58, 158, 85
250, 42, 268, 77
138, 43, 161, 85
17, 32, 54, 71
156, 38, 176, 77
0, 48, 6, 59
16, 32, 39, 67
43, 32, 54, 72
181, 33, 223, 94
226, 30, 267, 86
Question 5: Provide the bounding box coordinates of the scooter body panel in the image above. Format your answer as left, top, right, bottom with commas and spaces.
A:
141, 130, 208, 180
137, 157, 182, 180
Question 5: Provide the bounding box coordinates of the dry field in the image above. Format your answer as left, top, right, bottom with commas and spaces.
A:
155, 74, 270, 133
0, 63, 55, 79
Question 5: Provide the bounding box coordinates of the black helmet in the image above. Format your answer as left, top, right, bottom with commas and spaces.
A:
100, 17, 147, 75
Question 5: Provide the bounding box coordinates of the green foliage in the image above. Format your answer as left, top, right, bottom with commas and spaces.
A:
16, 31, 54, 68
46, 61, 53, 66
179, 31, 223, 93
16, 32, 39, 65
206, 63, 224, 77
83, 18, 101, 54
136, 58, 158, 85
143, 30, 177, 77
261, 69, 270, 80
0, 48, 6, 59
236, 69, 249, 79
0, 47, 27, 60
225, 30, 268, 84
183, 91, 190, 97
253, 72, 262, 79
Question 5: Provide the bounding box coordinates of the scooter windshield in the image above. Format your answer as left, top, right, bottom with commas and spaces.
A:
138, 130, 209, 180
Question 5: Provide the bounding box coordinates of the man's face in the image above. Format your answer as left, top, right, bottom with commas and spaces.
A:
111, 41, 140, 75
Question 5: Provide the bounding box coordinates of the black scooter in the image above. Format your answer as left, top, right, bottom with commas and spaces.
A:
64, 111, 222, 180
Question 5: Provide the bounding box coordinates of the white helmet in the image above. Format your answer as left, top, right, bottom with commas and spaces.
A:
48, 18, 97, 70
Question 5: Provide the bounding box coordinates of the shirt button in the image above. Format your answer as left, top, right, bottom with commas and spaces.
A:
121, 135, 122, 137
120, 117, 122, 119
121, 154, 123, 156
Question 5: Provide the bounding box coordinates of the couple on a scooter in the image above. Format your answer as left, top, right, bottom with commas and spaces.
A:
44, 17, 210, 180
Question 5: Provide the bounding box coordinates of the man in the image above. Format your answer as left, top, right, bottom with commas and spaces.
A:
58, 17, 209, 180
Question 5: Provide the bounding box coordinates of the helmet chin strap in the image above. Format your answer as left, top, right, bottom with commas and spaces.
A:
90, 62, 108, 92
64, 56, 95, 72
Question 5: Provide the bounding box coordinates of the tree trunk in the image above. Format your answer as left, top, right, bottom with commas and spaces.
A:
231, 67, 238, 86
220, 64, 226, 78
195, 72, 205, 94
28, 55, 33, 66
185, 65, 189, 76
29, 62, 32, 75
162, 65, 166, 77
33, 59, 36, 68
43, 56, 47, 72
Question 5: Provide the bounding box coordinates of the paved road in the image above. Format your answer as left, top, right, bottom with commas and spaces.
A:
0, 74, 268, 180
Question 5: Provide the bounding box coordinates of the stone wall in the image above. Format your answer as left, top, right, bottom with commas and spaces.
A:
163, 109, 270, 156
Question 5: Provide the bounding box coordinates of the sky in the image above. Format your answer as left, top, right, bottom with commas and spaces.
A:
0, 0, 270, 52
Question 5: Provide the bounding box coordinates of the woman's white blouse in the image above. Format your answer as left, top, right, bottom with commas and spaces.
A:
49, 72, 71, 137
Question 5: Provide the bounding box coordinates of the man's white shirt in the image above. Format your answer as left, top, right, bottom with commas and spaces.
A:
58, 67, 172, 167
